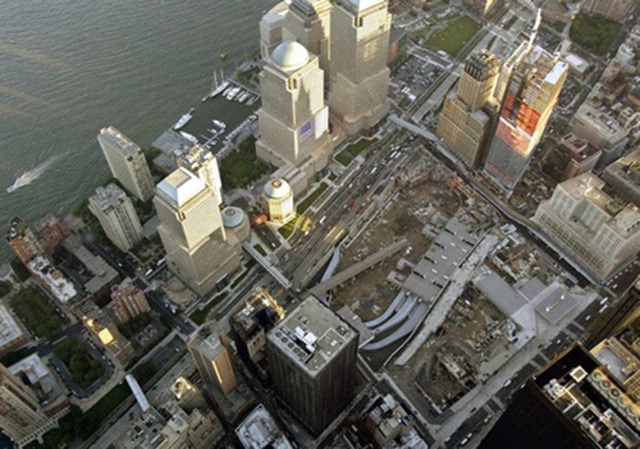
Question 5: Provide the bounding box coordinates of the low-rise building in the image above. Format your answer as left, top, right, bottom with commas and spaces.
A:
571, 103, 629, 169
533, 173, 640, 282
602, 149, 640, 207
26, 256, 77, 303
235, 404, 294, 449
109, 278, 151, 325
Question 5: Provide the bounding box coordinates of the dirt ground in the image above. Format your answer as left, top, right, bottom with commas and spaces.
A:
332, 153, 466, 320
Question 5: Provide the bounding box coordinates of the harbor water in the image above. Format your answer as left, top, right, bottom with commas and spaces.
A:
0, 0, 276, 264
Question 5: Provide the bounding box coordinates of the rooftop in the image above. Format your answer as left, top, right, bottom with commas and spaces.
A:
267, 296, 357, 374
157, 168, 207, 207
235, 404, 294, 449
99, 126, 142, 157
8, 353, 64, 404
345, 0, 386, 13
0, 305, 25, 349
27, 255, 77, 303
403, 218, 477, 301
222, 207, 246, 229
263, 178, 292, 200
90, 183, 129, 211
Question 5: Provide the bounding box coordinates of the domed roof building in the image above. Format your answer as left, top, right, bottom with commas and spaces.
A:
271, 41, 310, 72
255, 38, 330, 169
262, 179, 295, 226
221, 207, 251, 245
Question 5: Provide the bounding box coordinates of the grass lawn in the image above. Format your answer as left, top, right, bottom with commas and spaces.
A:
12, 288, 62, 340
53, 338, 105, 390
253, 244, 267, 256
220, 136, 269, 188
189, 292, 228, 325
26, 384, 132, 448
570, 13, 620, 55
346, 138, 378, 157
297, 182, 329, 214
425, 16, 481, 56
335, 152, 352, 167
328, 172, 337, 182
278, 214, 301, 239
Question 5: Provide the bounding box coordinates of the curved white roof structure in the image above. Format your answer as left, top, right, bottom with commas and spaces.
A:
264, 178, 292, 200
221, 207, 246, 229
271, 41, 310, 72
157, 167, 206, 207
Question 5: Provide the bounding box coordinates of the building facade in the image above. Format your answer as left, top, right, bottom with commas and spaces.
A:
437, 50, 500, 168
98, 126, 155, 201
6, 217, 41, 264
464, 0, 496, 15
267, 296, 358, 435
283, 0, 332, 81
329, 0, 391, 135
89, 183, 143, 253
260, 1, 289, 60
257, 40, 330, 168
533, 173, 640, 282
154, 168, 239, 296
0, 365, 54, 447
108, 278, 151, 324
188, 322, 238, 395
484, 45, 568, 194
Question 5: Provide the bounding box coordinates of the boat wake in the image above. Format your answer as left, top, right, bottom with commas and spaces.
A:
7, 157, 57, 193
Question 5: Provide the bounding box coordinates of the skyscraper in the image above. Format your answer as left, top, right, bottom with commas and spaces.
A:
188, 322, 238, 395
483, 45, 568, 194
329, 0, 391, 135
174, 144, 223, 206
533, 173, 640, 282
256, 40, 330, 168
98, 127, 155, 201
437, 50, 500, 168
88, 183, 143, 253
267, 296, 358, 435
0, 365, 53, 447
154, 168, 239, 296
283, 0, 332, 81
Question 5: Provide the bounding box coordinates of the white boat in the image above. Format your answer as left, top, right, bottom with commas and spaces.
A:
7, 158, 55, 193
212, 119, 226, 129
237, 91, 250, 103
179, 131, 199, 144
173, 113, 192, 130
211, 80, 229, 98
226, 86, 241, 101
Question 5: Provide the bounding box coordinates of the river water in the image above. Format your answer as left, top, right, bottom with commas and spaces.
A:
0, 0, 275, 263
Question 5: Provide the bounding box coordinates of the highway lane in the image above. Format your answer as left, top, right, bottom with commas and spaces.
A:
280, 133, 408, 288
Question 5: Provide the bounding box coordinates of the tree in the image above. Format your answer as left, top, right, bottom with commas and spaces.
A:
10, 258, 30, 282
0, 280, 11, 297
